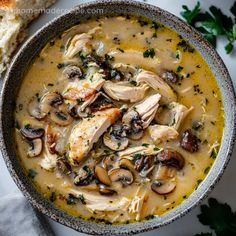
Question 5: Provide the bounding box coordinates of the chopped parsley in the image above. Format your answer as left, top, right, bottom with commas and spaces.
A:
143, 48, 156, 58
141, 143, 150, 147
177, 39, 195, 53
176, 66, 184, 72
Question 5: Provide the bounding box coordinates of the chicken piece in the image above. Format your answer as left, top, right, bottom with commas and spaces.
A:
108, 50, 161, 72
134, 93, 161, 128
69, 189, 130, 212
169, 102, 194, 130
148, 125, 179, 144
103, 81, 149, 103
118, 145, 161, 158
63, 72, 105, 101
40, 137, 57, 171
135, 70, 177, 103
68, 108, 120, 164
64, 27, 101, 58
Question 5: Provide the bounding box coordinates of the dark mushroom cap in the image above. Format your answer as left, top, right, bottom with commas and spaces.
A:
180, 129, 199, 153
109, 168, 134, 186
161, 70, 179, 84
27, 138, 43, 157
63, 65, 83, 80
99, 185, 117, 196
151, 179, 176, 195
155, 149, 185, 170
20, 125, 45, 140
57, 157, 72, 175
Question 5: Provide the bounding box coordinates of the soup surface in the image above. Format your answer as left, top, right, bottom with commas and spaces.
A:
15, 15, 224, 224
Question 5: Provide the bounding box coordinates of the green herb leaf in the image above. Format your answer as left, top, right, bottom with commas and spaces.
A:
143, 48, 155, 58
198, 198, 236, 236
181, 2, 236, 54
230, 2, 236, 17
181, 2, 201, 25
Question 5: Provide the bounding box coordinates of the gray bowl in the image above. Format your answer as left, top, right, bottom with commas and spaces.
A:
0, 0, 236, 235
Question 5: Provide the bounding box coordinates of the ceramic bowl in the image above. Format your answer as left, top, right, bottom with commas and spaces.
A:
1, 1, 236, 235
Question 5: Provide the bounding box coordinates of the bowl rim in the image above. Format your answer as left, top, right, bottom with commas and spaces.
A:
1, 0, 236, 235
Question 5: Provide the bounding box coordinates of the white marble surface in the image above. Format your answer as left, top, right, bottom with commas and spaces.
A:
1, 0, 236, 235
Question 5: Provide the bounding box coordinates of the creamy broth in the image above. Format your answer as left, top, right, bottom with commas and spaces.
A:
15, 15, 224, 224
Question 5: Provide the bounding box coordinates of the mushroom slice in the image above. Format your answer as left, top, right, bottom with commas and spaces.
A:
56, 157, 72, 175
151, 179, 176, 195
132, 93, 161, 129
112, 63, 137, 80
135, 70, 177, 103
109, 168, 134, 186
40, 92, 63, 115
62, 65, 83, 80
68, 108, 120, 164
20, 125, 45, 140
148, 125, 179, 144
103, 125, 129, 151
119, 159, 134, 171
27, 138, 43, 157
50, 108, 73, 126
103, 81, 148, 103
28, 96, 46, 120
95, 165, 111, 186
99, 185, 117, 196
155, 149, 185, 170
64, 27, 101, 58
169, 102, 193, 130
180, 129, 199, 153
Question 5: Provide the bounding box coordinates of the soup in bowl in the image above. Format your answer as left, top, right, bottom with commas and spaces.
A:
15, 15, 223, 223
1, 1, 235, 234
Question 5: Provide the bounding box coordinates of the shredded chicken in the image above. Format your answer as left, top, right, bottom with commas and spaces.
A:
68, 108, 120, 164
103, 81, 149, 102
135, 70, 177, 103
148, 125, 179, 144
64, 27, 101, 58
169, 102, 193, 130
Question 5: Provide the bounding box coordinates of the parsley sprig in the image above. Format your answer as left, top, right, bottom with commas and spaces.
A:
181, 2, 236, 54
195, 198, 236, 236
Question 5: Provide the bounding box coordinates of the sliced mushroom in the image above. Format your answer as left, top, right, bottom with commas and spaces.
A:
95, 165, 111, 186
20, 125, 45, 140
151, 179, 176, 195
101, 156, 114, 171
109, 168, 134, 186
40, 92, 63, 115
62, 65, 83, 80
50, 109, 73, 126
99, 184, 117, 196
90, 92, 114, 112
27, 96, 46, 120
155, 149, 185, 170
119, 159, 134, 171
122, 110, 143, 140
56, 157, 72, 175
180, 129, 199, 153
27, 138, 43, 157
134, 155, 154, 178
161, 70, 179, 84
103, 125, 129, 151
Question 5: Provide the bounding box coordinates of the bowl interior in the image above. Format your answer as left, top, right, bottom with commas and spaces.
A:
0, 0, 235, 235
